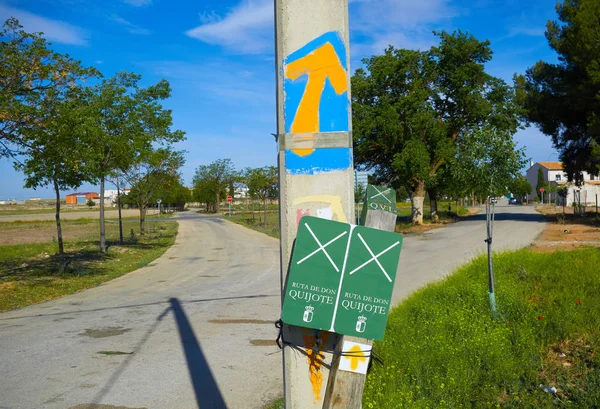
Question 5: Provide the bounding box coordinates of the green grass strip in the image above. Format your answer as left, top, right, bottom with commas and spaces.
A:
364, 248, 600, 408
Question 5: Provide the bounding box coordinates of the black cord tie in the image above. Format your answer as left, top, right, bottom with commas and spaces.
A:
274, 319, 384, 367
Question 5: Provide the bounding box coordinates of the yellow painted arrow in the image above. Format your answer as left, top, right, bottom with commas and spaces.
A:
347, 344, 367, 371
285, 42, 347, 156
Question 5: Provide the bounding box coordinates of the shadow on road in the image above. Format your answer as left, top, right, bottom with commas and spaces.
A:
464, 206, 547, 223
170, 297, 227, 409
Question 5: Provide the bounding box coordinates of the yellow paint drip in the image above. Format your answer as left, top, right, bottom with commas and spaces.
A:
303, 332, 329, 403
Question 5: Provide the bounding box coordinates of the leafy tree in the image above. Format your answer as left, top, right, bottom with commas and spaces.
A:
192, 159, 235, 213
516, 0, 600, 181
246, 166, 278, 225
451, 127, 527, 199
86, 198, 95, 208
509, 175, 533, 201
354, 183, 367, 204
80, 73, 184, 251
352, 31, 520, 223
536, 167, 546, 201
0, 18, 97, 157
15, 94, 88, 272
122, 149, 185, 235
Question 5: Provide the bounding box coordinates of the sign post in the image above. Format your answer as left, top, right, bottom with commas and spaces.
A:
157, 199, 162, 217
540, 187, 545, 204
275, 1, 355, 407
227, 195, 232, 217
323, 185, 399, 409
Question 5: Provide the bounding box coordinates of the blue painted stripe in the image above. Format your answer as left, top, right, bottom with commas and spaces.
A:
285, 148, 352, 175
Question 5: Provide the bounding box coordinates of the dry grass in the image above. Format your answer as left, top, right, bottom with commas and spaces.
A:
533, 206, 600, 252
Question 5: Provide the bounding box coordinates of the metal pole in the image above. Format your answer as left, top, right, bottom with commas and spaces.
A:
485, 198, 496, 317
275, 1, 354, 407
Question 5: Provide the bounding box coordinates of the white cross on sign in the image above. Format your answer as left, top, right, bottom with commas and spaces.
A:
369, 186, 392, 203
347, 233, 400, 282
296, 223, 348, 272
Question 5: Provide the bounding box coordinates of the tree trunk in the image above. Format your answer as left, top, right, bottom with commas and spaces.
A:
100, 175, 106, 253
117, 177, 123, 245
411, 180, 425, 224
264, 197, 268, 227
53, 178, 66, 273
216, 192, 220, 214
428, 188, 439, 223
139, 205, 146, 236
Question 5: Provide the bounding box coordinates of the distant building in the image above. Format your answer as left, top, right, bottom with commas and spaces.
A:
66, 192, 99, 205
525, 161, 600, 204
103, 188, 130, 203
28, 197, 41, 201
354, 170, 369, 191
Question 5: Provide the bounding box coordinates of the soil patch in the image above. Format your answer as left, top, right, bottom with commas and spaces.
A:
532, 208, 600, 252
79, 327, 131, 338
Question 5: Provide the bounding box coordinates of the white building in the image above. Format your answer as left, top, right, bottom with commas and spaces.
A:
354, 170, 369, 191
102, 188, 130, 204
525, 161, 600, 205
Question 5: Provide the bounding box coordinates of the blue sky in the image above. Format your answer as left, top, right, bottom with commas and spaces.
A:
0, 0, 559, 199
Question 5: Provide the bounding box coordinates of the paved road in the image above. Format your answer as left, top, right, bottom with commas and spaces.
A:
0, 209, 153, 222
0, 202, 545, 409
393, 200, 546, 304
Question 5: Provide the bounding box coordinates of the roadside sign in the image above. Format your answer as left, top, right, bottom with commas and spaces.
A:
282, 216, 403, 340
359, 184, 397, 227
540, 187, 545, 193
227, 195, 233, 203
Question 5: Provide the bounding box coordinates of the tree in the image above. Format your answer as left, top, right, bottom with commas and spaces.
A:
451, 127, 527, 199
192, 159, 235, 213
0, 18, 97, 157
246, 166, 278, 225
80, 73, 184, 252
122, 149, 185, 235
516, 0, 600, 181
508, 175, 533, 201
15, 93, 88, 272
352, 31, 520, 223
536, 167, 546, 201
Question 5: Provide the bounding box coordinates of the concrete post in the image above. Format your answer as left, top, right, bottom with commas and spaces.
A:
275, 1, 354, 408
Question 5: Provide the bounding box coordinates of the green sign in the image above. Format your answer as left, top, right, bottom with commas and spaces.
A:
282, 216, 403, 340
359, 185, 396, 226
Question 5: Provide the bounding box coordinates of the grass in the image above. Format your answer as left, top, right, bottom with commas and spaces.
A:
0, 218, 178, 312
264, 398, 284, 409
225, 201, 471, 239
363, 248, 600, 408
225, 212, 280, 238
0, 206, 123, 216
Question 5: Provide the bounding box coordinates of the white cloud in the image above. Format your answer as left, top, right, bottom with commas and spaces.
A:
350, 0, 457, 56
185, 0, 273, 54
150, 59, 274, 105
506, 26, 545, 38
110, 15, 151, 35
183, 0, 456, 56
122, 0, 152, 6
0, 3, 87, 45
